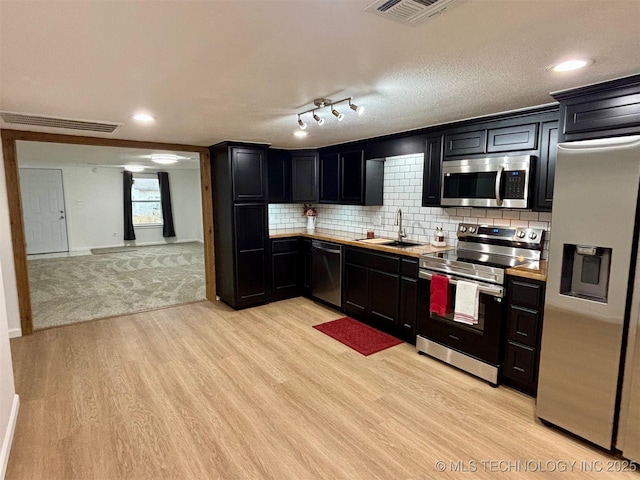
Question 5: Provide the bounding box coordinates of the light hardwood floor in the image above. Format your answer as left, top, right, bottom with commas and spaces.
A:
7, 298, 638, 479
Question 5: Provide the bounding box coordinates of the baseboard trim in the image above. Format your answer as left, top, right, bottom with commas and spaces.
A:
71, 239, 201, 253
7, 329, 21, 339
0, 394, 19, 479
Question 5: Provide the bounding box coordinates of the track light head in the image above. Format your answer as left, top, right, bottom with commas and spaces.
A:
332, 108, 344, 121
350, 102, 365, 116
297, 115, 307, 130
313, 112, 325, 126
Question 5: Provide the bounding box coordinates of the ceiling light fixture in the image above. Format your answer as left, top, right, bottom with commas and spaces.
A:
150, 153, 179, 164
547, 58, 594, 72
132, 112, 155, 122
293, 130, 308, 137
296, 97, 363, 129
124, 165, 145, 172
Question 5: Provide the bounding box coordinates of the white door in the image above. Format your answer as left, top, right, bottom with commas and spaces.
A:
19, 168, 69, 254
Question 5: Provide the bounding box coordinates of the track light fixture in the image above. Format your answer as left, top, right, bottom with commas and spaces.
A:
296, 97, 363, 129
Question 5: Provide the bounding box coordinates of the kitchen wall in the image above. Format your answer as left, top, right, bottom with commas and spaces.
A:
268, 153, 552, 256
19, 166, 204, 252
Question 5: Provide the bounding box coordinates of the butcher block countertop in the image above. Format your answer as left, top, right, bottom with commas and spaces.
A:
269, 228, 452, 258
506, 260, 548, 282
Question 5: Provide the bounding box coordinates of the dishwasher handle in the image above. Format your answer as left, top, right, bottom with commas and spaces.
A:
311, 242, 341, 254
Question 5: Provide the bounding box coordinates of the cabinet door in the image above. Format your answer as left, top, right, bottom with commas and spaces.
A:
370, 269, 400, 327
487, 123, 538, 153
340, 150, 364, 204
344, 263, 369, 315
291, 152, 318, 203
272, 251, 298, 300
232, 147, 266, 202
504, 341, 537, 385
267, 150, 291, 203
234, 204, 267, 304
507, 305, 540, 348
444, 130, 486, 157
422, 135, 443, 206
399, 276, 418, 342
535, 121, 558, 211
319, 153, 339, 203
298, 239, 312, 296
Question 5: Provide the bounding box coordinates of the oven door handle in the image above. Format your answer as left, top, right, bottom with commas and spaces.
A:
495, 165, 504, 206
419, 270, 504, 298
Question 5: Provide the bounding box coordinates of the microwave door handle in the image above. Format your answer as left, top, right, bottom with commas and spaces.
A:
495, 166, 504, 206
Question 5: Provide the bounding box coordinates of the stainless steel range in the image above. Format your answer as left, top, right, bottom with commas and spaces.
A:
416, 223, 545, 385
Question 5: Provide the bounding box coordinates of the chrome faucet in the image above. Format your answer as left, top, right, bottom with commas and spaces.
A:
394, 208, 407, 242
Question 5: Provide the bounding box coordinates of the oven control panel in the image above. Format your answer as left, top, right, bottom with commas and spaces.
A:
457, 223, 544, 245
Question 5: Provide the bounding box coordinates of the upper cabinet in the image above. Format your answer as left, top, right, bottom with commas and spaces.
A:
535, 121, 559, 211
422, 135, 443, 207
318, 148, 384, 206
487, 123, 538, 153
232, 147, 267, 202
551, 74, 640, 142
444, 130, 486, 157
267, 149, 318, 203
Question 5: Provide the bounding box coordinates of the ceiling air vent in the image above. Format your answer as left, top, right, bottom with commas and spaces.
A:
364, 0, 461, 25
0, 111, 123, 133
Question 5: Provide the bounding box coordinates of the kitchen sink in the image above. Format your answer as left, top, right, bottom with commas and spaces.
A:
356, 238, 423, 248
381, 240, 423, 248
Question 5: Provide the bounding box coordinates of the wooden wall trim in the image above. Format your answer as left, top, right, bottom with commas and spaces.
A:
0, 129, 214, 335
1, 134, 33, 335
199, 149, 216, 301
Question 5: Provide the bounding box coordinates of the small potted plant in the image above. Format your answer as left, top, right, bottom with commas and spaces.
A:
303, 204, 318, 232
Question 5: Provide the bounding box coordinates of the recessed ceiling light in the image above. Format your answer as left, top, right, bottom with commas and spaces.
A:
547, 59, 594, 72
132, 112, 155, 122
150, 153, 179, 164
293, 131, 308, 137
124, 165, 145, 172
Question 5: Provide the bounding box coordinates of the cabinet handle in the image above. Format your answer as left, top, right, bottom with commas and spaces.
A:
513, 366, 525, 373
403, 323, 412, 329
448, 334, 460, 341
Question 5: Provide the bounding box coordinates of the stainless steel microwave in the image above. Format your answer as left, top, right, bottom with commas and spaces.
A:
441, 155, 532, 208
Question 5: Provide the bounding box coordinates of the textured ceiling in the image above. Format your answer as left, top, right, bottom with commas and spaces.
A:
1, 0, 639, 149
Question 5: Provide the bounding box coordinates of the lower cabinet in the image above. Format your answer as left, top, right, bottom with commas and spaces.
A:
271, 239, 299, 301
343, 247, 418, 340
501, 276, 546, 396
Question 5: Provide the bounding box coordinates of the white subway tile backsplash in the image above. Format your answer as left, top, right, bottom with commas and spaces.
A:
267, 153, 551, 255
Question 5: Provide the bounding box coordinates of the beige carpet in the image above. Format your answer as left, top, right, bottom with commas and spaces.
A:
28, 242, 206, 329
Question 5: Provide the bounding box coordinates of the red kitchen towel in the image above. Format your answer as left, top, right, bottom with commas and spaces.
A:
430, 274, 450, 316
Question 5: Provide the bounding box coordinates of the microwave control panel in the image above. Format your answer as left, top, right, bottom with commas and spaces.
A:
504, 170, 526, 199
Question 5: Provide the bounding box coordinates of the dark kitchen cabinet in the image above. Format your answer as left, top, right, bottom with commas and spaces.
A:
343, 247, 408, 336
398, 258, 419, 344
552, 74, 640, 142
267, 149, 290, 203
535, 121, 559, 210
267, 149, 318, 203
502, 276, 546, 396
318, 149, 383, 205
370, 269, 400, 328
319, 153, 340, 203
487, 123, 538, 153
210, 141, 270, 309
291, 152, 318, 203
422, 134, 443, 207
299, 238, 312, 296
271, 238, 299, 301
444, 130, 486, 157
232, 147, 267, 202
344, 262, 369, 314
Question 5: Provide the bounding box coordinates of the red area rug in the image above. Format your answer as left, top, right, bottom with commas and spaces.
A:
313, 317, 403, 356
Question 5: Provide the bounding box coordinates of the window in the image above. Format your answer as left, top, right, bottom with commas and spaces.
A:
132, 176, 163, 226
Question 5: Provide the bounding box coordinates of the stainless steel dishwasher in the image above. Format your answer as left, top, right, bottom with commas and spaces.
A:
311, 240, 342, 308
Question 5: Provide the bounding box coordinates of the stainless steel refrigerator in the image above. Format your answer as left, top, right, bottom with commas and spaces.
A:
537, 135, 640, 461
